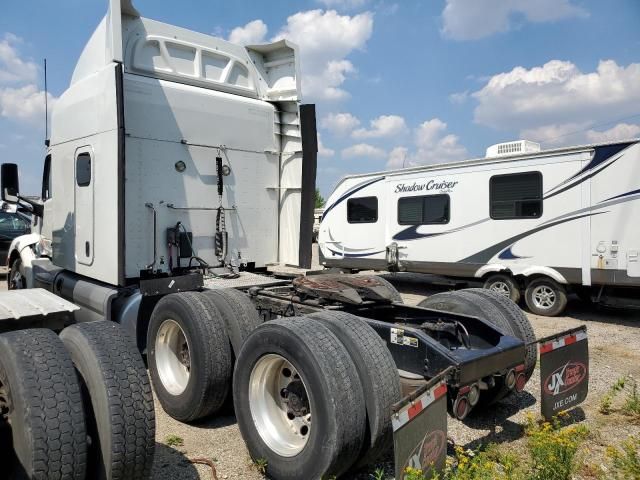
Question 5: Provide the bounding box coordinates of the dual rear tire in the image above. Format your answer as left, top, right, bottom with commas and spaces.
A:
0, 323, 155, 480
232, 313, 401, 479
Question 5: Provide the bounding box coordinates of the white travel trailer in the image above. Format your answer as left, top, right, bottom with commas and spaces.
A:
318, 139, 640, 316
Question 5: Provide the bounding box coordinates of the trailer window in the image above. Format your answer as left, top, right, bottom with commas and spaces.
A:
490, 171, 542, 219
398, 195, 450, 225
76, 153, 91, 187
347, 197, 378, 223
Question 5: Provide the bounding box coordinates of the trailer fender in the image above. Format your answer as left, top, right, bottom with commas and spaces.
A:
475, 264, 568, 285
516, 266, 569, 285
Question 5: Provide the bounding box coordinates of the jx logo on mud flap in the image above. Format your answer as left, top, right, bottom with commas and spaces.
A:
403, 430, 446, 476
544, 361, 587, 396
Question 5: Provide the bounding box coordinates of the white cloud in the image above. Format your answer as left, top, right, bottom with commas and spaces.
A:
0, 84, 56, 124
473, 60, 640, 132
0, 33, 38, 84
320, 112, 361, 135
341, 143, 386, 159
273, 9, 374, 101
352, 114, 407, 139
228, 20, 268, 45
585, 123, 640, 144
317, 0, 369, 9
449, 90, 469, 105
520, 122, 589, 146
386, 119, 468, 168
386, 146, 409, 169
317, 133, 335, 157
442, 0, 588, 41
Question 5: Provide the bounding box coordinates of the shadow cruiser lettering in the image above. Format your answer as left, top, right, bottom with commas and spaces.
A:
394, 180, 459, 194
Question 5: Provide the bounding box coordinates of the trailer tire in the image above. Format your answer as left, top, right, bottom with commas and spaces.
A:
233, 318, 366, 479
200, 288, 262, 355
0, 328, 87, 480
483, 273, 521, 304
525, 277, 568, 317
461, 289, 536, 381
148, 292, 232, 422
60, 321, 156, 480
371, 275, 403, 303
308, 311, 401, 468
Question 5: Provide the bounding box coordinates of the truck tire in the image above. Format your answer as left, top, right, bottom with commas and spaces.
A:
483, 273, 521, 304
233, 318, 366, 479
60, 321, 155, 480
370, 275, 403, 303
0, 328, 87, 479
525, 277, 568, 317
200, 288, 262, 355
308, 311, 401, 468
418, 291, 521, 406
7, 258, 26, 290
462, 288, 536, 381
418, 291, 512, 334
148, 292, 232, 422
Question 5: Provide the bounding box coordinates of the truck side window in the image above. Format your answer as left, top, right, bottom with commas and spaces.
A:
347, 196, 378, 223
76, 153, 92, 187
398, 195, 450, 225
490, 171, 542, 219
42, 155, 52, 200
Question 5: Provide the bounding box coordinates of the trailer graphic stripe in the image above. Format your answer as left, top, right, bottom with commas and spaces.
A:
459, 212, 606, 264
322, 176, 385, 220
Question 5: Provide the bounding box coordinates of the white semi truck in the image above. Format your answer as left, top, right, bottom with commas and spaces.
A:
0, 2, 588, 479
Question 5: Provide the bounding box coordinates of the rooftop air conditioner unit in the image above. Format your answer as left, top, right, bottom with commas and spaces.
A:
486, 140, 541, 158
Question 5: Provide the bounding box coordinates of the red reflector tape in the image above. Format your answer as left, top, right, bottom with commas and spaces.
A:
393, 381, 448, 431
540, 330, 587, 355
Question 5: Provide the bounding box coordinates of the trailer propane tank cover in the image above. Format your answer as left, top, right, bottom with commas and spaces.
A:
393, 371, 448, 479
539, 327, 589, 420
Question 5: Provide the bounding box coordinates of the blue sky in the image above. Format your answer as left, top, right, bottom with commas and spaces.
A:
1, 0, 639, 196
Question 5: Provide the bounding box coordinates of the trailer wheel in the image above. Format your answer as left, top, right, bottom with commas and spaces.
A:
0, 328, 87, 479
462, 289, 536, 381
308, 311, 401, 468
148, 292, 232, 421
525, 277, 568, 316
483, 273, 521, 303
60, 321, 155, 480
200, 288, 262, 355
371, 275, 403, 303
233, 318, 366, 479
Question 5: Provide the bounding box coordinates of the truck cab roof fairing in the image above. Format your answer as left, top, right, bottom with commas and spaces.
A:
70, 0, 139, 86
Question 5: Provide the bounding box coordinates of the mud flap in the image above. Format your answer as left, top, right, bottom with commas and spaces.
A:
392, 370, 449, 480
538, 326, 589, 420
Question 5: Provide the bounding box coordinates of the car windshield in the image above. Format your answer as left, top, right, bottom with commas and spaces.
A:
0, 212, 30, 237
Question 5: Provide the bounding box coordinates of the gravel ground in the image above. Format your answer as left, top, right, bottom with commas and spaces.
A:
150, 271, 640, 480
3, 263, 637, 479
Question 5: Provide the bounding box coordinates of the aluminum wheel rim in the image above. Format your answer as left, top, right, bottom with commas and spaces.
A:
9, 270, 23, 290
249, 354, 311, 457
532, 285, 556, 310
489, 281, 511, 297
155, 319, 191, 396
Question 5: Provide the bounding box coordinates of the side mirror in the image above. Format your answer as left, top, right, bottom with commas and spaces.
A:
1, 163, 20, 203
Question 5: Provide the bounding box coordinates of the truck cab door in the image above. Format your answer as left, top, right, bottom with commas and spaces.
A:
74, 148, 94, 266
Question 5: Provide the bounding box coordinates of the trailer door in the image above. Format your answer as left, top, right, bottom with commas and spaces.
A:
74, 148, 95, 266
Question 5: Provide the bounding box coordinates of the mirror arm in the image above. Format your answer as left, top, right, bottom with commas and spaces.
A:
17, 195, 44, 218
